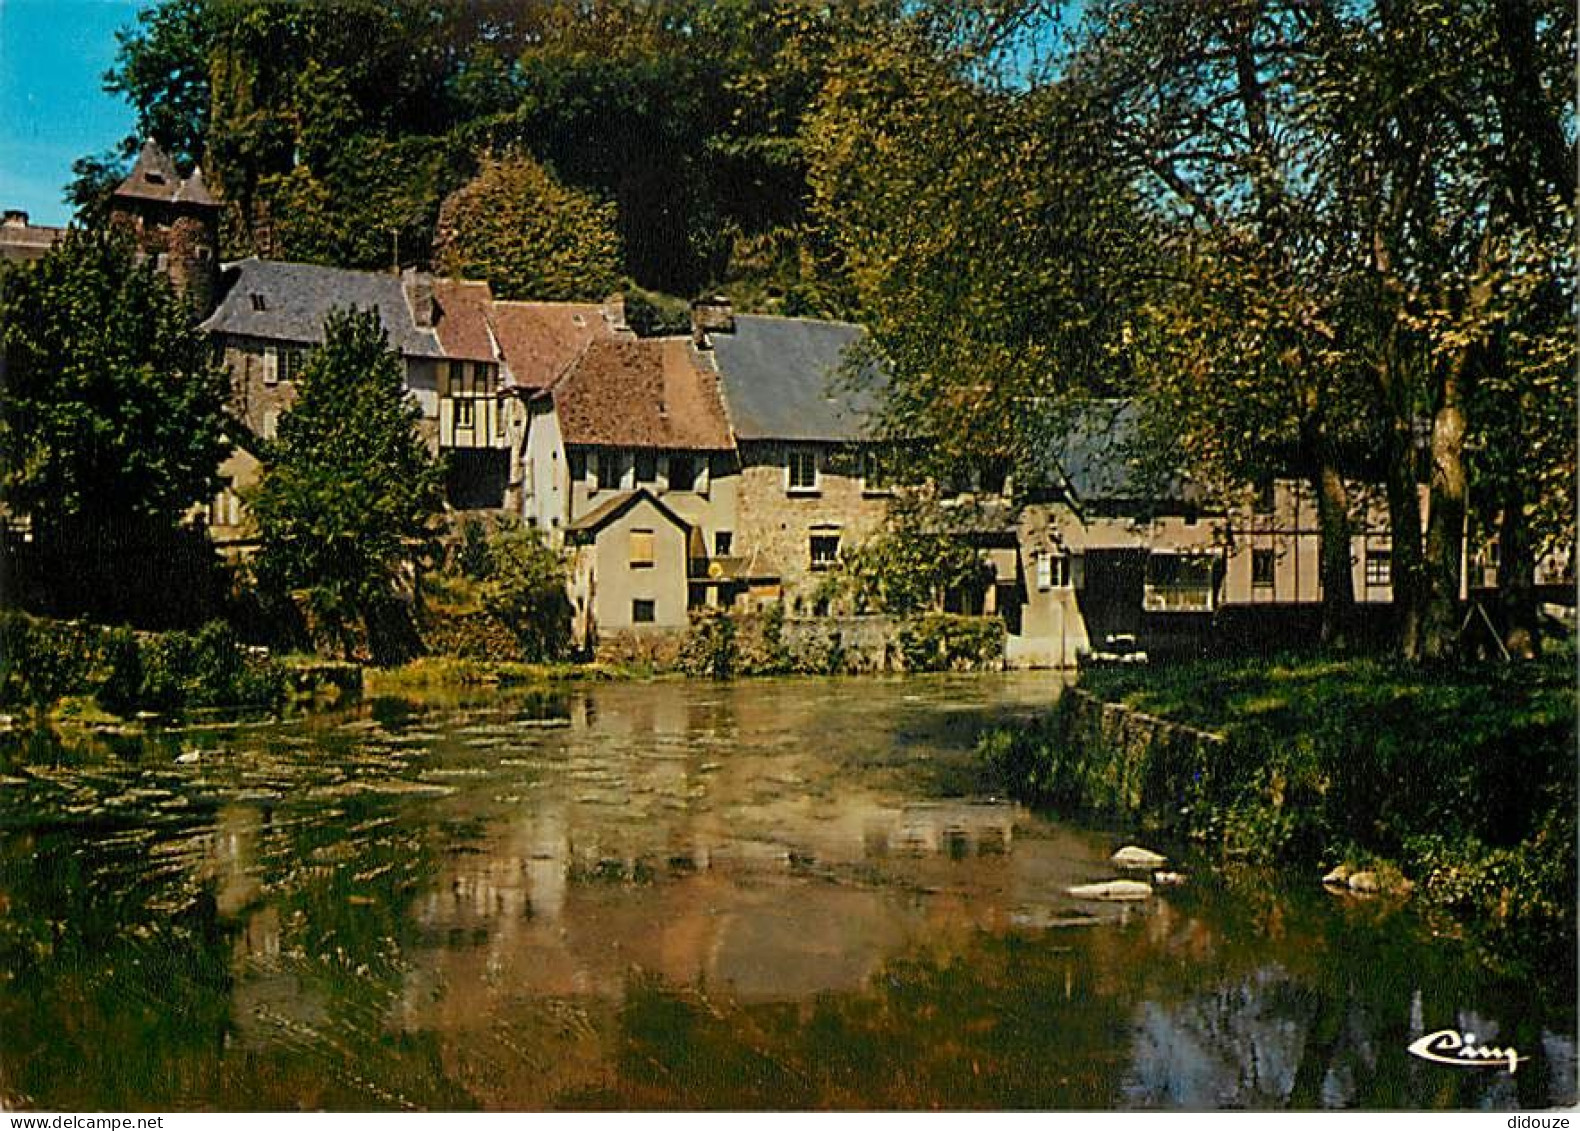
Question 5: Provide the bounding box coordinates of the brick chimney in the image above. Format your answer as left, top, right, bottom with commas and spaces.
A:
402, 267, 436, 329
690, 295, 734, 348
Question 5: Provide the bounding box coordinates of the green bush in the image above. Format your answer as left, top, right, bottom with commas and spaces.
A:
896, 613, 1004, 672
981, 655, 1578, 928
0, 612, 96, 712
97, 626, 144, 717
477, 525, 572, 661
680, 607, 737, 679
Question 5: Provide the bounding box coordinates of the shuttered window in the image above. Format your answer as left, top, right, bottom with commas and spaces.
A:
630, 529, 655, 568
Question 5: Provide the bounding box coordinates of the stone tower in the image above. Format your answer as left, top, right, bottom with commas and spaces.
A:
108, 139, 221, 318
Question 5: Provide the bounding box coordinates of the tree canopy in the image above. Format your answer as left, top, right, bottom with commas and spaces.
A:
0, 228, 230, 623
249, 307, 445, 659
434, 152, 622, 301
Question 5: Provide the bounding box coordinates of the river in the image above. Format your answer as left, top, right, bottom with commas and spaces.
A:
1, 674, 1573, 1110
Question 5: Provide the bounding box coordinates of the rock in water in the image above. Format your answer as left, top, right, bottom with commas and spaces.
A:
175, 751, 201, 765
1067, 880, 1154, 901
1347, 871, 1380, 894
1321, 865, 1351, 887
1110, 845, 1167, 870
1152, 871, 1187, 887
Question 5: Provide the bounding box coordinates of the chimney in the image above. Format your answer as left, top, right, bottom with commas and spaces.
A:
402, 267, 436, 329
690, 295, 734, 348
601, 292, 629, 335
2, 210, 27, 228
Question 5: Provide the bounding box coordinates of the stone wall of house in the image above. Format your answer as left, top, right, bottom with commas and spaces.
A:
733, 441, 890, 608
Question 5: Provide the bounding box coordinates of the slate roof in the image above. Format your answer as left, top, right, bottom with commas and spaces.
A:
113, 140, 217, 207
1028, 399, 1186, 505
492, 301, 615, 391
432, 278, 498, 362
202, 258, 445, 358
550, 338, 733, 451
707, 315, 883, 442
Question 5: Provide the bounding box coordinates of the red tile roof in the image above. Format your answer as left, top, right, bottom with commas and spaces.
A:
551, 338, 734, 452
493, 301, 615, 391
432, 278, 497, 362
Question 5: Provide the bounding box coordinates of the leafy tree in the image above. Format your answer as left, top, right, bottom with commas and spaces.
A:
249, 307, 445, 660
434, 152, 622, 300
836, 499, 992, 615
805, 10, 1153, 477
478, 523, 572, 661
0, 228, 229, 623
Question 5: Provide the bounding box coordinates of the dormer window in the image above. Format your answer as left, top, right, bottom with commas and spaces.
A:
144, 171, 166, 185
250, 293, 267, 312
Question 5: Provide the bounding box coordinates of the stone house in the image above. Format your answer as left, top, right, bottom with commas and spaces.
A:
520, 336, 737, 641
1013, 400, 1400, 665
700, 309, 899, 612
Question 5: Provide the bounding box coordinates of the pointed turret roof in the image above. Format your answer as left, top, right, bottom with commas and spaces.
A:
113, 139, 217, 207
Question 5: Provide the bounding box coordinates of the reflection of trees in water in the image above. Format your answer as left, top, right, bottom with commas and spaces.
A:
0, 727, 472, 1110
2, 682, 1575, 1111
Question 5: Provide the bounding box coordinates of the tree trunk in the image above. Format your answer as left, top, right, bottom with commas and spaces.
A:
1422, 356, 1470, 661
1314, 460, 1355, 650
1385, 423, 1426, 661
1496, 477, 1540, 659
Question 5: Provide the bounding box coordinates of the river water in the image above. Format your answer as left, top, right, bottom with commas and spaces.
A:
1, 674, 1573, 1110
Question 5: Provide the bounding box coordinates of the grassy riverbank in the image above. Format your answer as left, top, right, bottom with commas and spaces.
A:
981, 651, 1577, 932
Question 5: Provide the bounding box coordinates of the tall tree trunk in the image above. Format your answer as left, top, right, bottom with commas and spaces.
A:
1422, 353, 1470, 660
1385, 422, 1426, 661
1496, 476, 1540, 659
1315, 459, 1355, 650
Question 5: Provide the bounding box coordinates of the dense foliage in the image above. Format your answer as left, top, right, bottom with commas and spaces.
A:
0, 229, 230, 624
982, 654, 1577, 929
477, 523, 573, 662
434, 153, 622, 301
0, 612, 286, 718
100, 0, 898, 305
249, 308, 445, 660
89, 0, 1574, 662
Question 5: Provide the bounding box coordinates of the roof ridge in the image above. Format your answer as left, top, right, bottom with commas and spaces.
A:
732, 312, 867, 331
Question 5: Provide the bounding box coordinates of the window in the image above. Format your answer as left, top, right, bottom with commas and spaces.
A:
810, 533, 841, 569
978, 458, 1008, 496
209, 481, 240, 528
249, 293, 267, 312
1035, 553, 1070, 592
629, 528, 655, 568
279, 347, 306, 384
455, 399, 474, 428
1254, 478, 1275, 515
714, 531, 733, 557
596, 452, 622, 491
568, 451, 587, 482
262, 345, 279, 386
632, 598, 656, 624
1143, 553, 1216, 612
261, 409, 279, 441
788, 449, 818, 493
1252, 549, 1275, 589
668, 455, 697, 492
635, 452, 658, 484
1365, 550, 1391, 587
